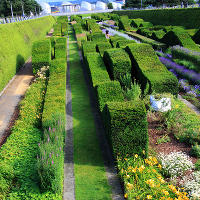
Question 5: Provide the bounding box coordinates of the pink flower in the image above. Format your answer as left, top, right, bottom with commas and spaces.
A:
52, 160, 54, 165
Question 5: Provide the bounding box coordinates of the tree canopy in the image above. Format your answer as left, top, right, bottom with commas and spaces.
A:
0, 0, 42, 17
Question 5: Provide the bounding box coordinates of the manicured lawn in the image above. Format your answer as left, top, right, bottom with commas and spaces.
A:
68, 27, 112, 200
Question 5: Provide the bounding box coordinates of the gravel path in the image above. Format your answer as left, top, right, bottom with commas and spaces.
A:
0, 58, 33, 146
63, 35, 76, 200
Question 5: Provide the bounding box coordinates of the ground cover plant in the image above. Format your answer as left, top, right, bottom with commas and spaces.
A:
0, 16, 55, 93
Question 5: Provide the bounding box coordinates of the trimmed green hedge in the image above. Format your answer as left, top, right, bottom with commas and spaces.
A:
103, 48, 132, 81
118, 15, 132, 31
91, 33, 107, 42
55, 38, 66, 59
109, 35, 127, 47
86, 19, 102, 33
57, 16, 68, 23
152, 30, 166, 41
61, 23, 68, 36
193, 28, 200, 45
113, 8, 200, 29
32, 39, 51, 74
73, 23, 83, 34
116, 40, 136, 48
96, 81, 124, 112
130, 18, 144, 28
85, 53, 110, 87
96, 42, 112, 57
136, 28, 153, 38
104, 100, 148, 158
82, 41, 97, 57
162, 28, 200, 51
53, 23, 62, 36
125, 43, 178, 95
0, 16, 55, 93
139, 21, 153, 28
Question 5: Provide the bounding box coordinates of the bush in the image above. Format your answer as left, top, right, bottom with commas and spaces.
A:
103, 48, 132, 81
109, 35, 127, 47
96, 42, 112, 56
136, 27, 153, 38
152, 30, 166, 41
87, 19, 101, 33
190, 145, 200, 158
139, 21, 153, 28
82, 41, 97, 57
96, 81, 124, 112
61, 23, 67, 36
162, 28, 200, 51
91, 33, 107, 42
113, 8, 200, 29
118, 15, 132, 31
193, 28, 200, 45
57, 16, 68, 23
130, 18, 144, 28
32, 39, 51, 74
53, 23, 62, 36
0, 16, 55, 93
55, 38, 66, 59
125, 43, 178, 95
116, 40, 136, 48
104, 100, 148, 157
73, 23, 83, 34
107, 2, 113, 9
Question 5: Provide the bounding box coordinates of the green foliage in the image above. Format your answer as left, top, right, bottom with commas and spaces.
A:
109, 13, 120, 21
53, 23, 62, 36
118, 15, 132, 31
104, 100, 148, 157
61, 23, 68, 36
136, 27, 153, 38
91, 13, 109, 21
195, 159, 200, 170
130, 18, 144, 28
0, 16, 55, 93
163, 97, 200, 145
109, 35, 127, 47
190, 145, 200, 158
162, 28, 200, 51
86, 19, 101, 33
125, 43, 178, 95
113, 8, 200, 29
103, 48, 132, 81
57, 16, 68, 23
96, 42, 112, 56
152, 30, 166, 41
91, 33, 107, 42
193, 28, 200, 45
124, 82, 142, 101
116, 40, 136, 48
55, 38, 66, 59
85, 53, 110, 87
157, 135, 171, 144
139, 21, 153, 28
32, 39, 51, 74
96, 81, 124, 112
107, 2, 113, 9
71, 15, 82, 23
82, 41, 97, 57
73, 23, 83, 34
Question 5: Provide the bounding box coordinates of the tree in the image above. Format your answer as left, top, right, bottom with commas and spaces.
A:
107, 2, 113, 9
125, 0, 141, 8
0, 0, 42, 17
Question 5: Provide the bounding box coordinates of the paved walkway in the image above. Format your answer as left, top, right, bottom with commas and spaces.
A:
0, 58, 34, 145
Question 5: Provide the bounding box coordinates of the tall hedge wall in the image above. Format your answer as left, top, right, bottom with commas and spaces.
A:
113, 8, 200, 29
125, 43, 178, 95
0, 16, 56, 93
104, 100, 148, 158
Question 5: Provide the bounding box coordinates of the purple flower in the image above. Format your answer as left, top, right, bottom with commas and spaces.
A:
38, 143, 40, 147
53, 128, 55, 132
49, 127, 51, 132
52, 160, 54, 165
47, 135, 50, 143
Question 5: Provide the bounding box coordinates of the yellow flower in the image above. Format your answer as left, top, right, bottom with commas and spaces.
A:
135, 154, 138, 158
142, 150, 145, 155
147, 195, 152, 199
158, 164, 162, 169
175, 104, 179, 109
138, 165, 145, 173
146, 179, 155, 187
132, 167, 137, 173
124, 193, 128, 199
162, 189, 169, 195
152, 169, 157, 173
152, 157, 158, 165
126, 182, 134, 190
168, 184, 177, 193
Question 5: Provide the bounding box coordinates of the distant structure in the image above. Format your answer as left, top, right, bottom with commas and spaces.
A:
37, 0, 124, 14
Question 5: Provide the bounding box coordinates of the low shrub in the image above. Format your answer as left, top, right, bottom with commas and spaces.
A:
109, 35, 127, 47
57, 16, 68, 23
91, 33, 107, 42
116, 40, 136, 48
193, 28, 200, 45
136, 28, 153, 38
82, 41, 97, 57
162, 28, 200, 51
152, 30, 166, 41
103, 48, 132, 81
104, 100, 148, 157
190, 145, 200, 158
53, 23, 62, 36
139, 21, 153, 28
118, 15, 132, 31
61, 23, 67, 36
55, 38, 66, 59
130, 18, 144, 28
96, 81, 124, 112
125, 43, 178, 95
87, 19, 101, 33
96, 42, 112, 56
32, 39, 51, 74
71, 15, 81, 23
73, 23, 83, 34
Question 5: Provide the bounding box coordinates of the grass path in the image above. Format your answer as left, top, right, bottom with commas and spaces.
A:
68, 27, 112, 200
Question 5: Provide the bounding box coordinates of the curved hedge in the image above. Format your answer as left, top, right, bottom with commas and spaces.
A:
125, 43, 178, 95
0, 16, 56, 93
113, 8, 200, 29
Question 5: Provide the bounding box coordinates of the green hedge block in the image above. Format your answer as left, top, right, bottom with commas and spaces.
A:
91, 33, 107, 42
118, 15, 132, 31
61, 23, 67, 36
152, 30, 166, 41
125, 43, 178, 95
42, 58, 66, 128
32, 39, 51, 74
116, 40, 136, 48
136, 28, 153, 38
162, 28, 200, 51
82, 41, 97, 57
193, 29, 200, 45
57, 16, 68, 23
85, 53, 110, 87
103, 48, 132, 81
104, 100, 148, 158
55, 38, 66, 59
130, 18, 144, 28
96, 42, 112, 56
139, 21, 153, 28
96, 81, 124, 112
109, 35, 127, 47
73, 23, 83, 34
71, 15, 82, 23
53, 23, 62, 36
87, 19, 102, 33
110, 13, 120, 21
